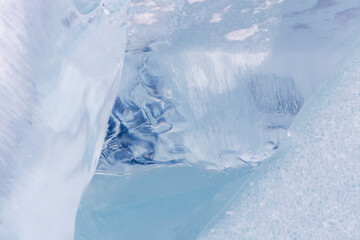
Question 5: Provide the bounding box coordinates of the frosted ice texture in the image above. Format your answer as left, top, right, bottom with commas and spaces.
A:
2, 0, 360, 239
0, 1, 127, 239
98, 0, 360, 173
200, 44, 360, 239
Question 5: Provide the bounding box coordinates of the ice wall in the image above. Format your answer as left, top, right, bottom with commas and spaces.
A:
98, 0, 360, 173
200, 43, 360, 239
0, 0, 127, 239
75, 0, 360, 238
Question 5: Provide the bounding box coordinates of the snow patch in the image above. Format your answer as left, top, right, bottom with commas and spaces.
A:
225, 24, 259, 41
132, 13, 157, 25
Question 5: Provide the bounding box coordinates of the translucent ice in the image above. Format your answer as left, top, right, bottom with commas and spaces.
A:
77, 0, 360, 239
75, 166, 253, 240
0, 1, 127, 239
200, 43, 360, 239
98, 0, 360, 173
2, 0, 360, 239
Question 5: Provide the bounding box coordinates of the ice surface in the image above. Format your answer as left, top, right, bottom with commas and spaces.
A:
98, 0, 360, 173
199, 43, 360, 239
79, 0, 360, 239
2, 0, 360, 239
0, 1, 127, 239
75, 166, 254, 240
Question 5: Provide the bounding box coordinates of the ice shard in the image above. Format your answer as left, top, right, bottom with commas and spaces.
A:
0, 1, 127, 239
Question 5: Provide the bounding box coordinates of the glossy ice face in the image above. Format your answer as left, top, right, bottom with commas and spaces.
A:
77, 0, 360, 238
2, 0, 360, 239
0, 1, 127, 239
98, 0, 360, 174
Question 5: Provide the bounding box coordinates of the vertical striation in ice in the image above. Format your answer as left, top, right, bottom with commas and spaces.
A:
0, 0, 128, 239
200, 43, 360, 239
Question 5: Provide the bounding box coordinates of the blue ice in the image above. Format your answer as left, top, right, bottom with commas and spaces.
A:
1, 0, 360, 239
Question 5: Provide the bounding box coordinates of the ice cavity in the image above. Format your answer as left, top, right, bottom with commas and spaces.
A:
0, 0, 127, 239
98, 0, 360, 173
200, 44, 360, 239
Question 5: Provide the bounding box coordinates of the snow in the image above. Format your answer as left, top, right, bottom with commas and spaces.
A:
225, 25, 259, 41
200, 42, 360, 240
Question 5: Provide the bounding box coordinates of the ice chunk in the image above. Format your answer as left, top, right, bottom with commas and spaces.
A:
99, 0, 360, 174
76, 0, 360, 238
200, 43, 360, 239
0, 1, 127, 239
